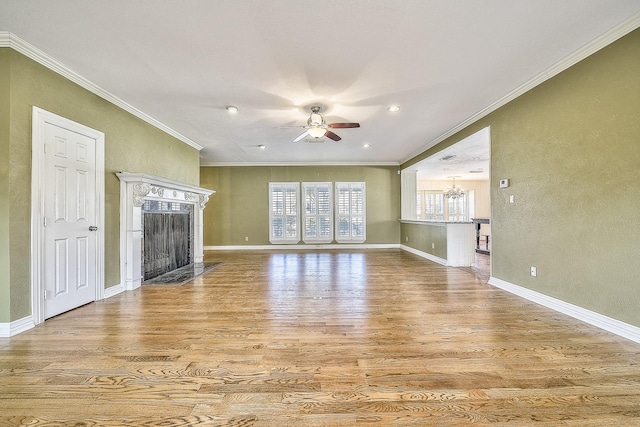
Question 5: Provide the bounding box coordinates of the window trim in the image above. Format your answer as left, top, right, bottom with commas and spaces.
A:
301, 182, 333, 244
335, 182, 366, 243
268, 182, 300, 244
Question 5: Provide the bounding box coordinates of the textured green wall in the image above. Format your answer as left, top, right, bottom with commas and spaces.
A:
403, 29, 640, 327
0, 50, 10, 322
2, 48, 200, 321
400, 222, 447, 260
200, 166, 401, 246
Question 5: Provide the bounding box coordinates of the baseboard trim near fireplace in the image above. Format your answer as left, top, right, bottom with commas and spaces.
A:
204, 244, 400, 250
104, 283, 125, 299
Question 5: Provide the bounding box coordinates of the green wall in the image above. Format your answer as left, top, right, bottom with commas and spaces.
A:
0, 50, 10, 322
403, 29, 640, 327
1, 47, 201, 322
200, 166, 401, 246
400, 222, 447, 260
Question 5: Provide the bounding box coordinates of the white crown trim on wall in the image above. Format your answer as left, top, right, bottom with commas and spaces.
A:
401, 11, 640, 164
0, 32, 203, 152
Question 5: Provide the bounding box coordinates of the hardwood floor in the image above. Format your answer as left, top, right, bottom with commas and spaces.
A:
1, 249, 639, 426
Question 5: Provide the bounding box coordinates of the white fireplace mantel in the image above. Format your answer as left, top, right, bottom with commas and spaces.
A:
116, 172, 215, 291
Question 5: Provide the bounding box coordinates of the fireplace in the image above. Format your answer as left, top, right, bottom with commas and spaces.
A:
142, 200, 194, 280
116, 172, 214, 290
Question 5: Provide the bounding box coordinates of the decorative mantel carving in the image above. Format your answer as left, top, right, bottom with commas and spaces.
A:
116, 172, 215, 291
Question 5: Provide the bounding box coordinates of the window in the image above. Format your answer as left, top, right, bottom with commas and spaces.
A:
302, 182, 333, 243
269, 182, 300, 244
335, 182, 366, 243
447, 196, 467, 222
269, 181, 366, 244
417, 190, 467, 221
417, 191, 445, 221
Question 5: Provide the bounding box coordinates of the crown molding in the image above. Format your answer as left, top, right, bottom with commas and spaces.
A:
200, 161, 400, 167
0, 32, 203, 151
400, 11, 640, 165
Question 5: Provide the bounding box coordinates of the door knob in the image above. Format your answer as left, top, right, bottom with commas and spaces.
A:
89, 226, 98, 231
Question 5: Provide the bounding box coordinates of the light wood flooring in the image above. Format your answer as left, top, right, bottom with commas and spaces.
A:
1, 249, 639, 426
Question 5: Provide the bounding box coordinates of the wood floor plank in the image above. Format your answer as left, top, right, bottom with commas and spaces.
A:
1, 249, 639, 426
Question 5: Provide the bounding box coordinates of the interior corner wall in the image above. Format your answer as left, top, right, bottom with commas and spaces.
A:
200, 165, 401, 246
403, 28, 640, 327
5, 47, 201, 322
0, 49, 11, 323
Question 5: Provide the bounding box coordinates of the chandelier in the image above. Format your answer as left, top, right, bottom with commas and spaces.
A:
444, 177, 465, 199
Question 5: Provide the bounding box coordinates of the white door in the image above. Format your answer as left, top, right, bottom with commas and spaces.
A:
42, 121, 98, 318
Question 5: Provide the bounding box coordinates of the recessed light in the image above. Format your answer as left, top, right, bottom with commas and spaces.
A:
387, 105, 400, 112
439, 155, 457, 161
225, 105, 239, 113
363, 143, 370, 149
258, 144, 266, 150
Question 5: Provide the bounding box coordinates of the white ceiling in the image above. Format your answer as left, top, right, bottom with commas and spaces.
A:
415, 127, 490, 181
2, 1, 640, 168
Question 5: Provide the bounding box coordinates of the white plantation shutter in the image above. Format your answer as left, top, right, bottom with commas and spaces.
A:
269, 182, 300, 244
417, 190, 468, 221
335, 182, 366, 243
302, 182, 333, 243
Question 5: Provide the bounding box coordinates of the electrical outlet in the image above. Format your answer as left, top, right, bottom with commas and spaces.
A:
530, 266, 537, 277
509, 195, 515, 204
432, 242, 435, 249
245, 236, 249, 242
405, 236, 409, 242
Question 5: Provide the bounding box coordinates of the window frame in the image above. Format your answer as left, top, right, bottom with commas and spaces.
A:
301, 182, 333, 244
268, 182, 300, 244
335, 182, 366, 243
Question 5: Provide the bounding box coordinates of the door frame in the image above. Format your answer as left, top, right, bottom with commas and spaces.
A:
30, 107, 105, 325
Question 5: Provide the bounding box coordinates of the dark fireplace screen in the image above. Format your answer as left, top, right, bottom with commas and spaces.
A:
142, 201, 193, 280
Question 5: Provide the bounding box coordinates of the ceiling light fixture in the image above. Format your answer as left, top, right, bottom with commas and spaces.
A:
363, 143, 371, 149
388, 105, 400, 112
308, 126, 327, 138
225, 105, 239, 113
258, 144, 266, 150
444, 176, 465, 199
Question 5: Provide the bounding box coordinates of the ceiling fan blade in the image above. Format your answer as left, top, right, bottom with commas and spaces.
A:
293, 130, 309, 143
324, 130, 341, 141
328, 122, 360, 129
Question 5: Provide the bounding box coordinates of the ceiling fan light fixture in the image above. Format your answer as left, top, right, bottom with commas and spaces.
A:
308, 127, 326, 138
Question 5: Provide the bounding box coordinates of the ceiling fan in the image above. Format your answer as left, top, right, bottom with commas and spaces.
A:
292, 106, 360, 142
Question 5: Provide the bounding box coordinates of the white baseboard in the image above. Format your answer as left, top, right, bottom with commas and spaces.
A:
488, 276, 640, 344
400, 244, 447, 266
0, 316, 36, 337
104, 283, 125, 299
204, 244, 400, 251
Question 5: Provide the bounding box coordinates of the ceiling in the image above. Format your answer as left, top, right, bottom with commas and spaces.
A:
2, 1, 640, 169
414, 127, 490, 181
